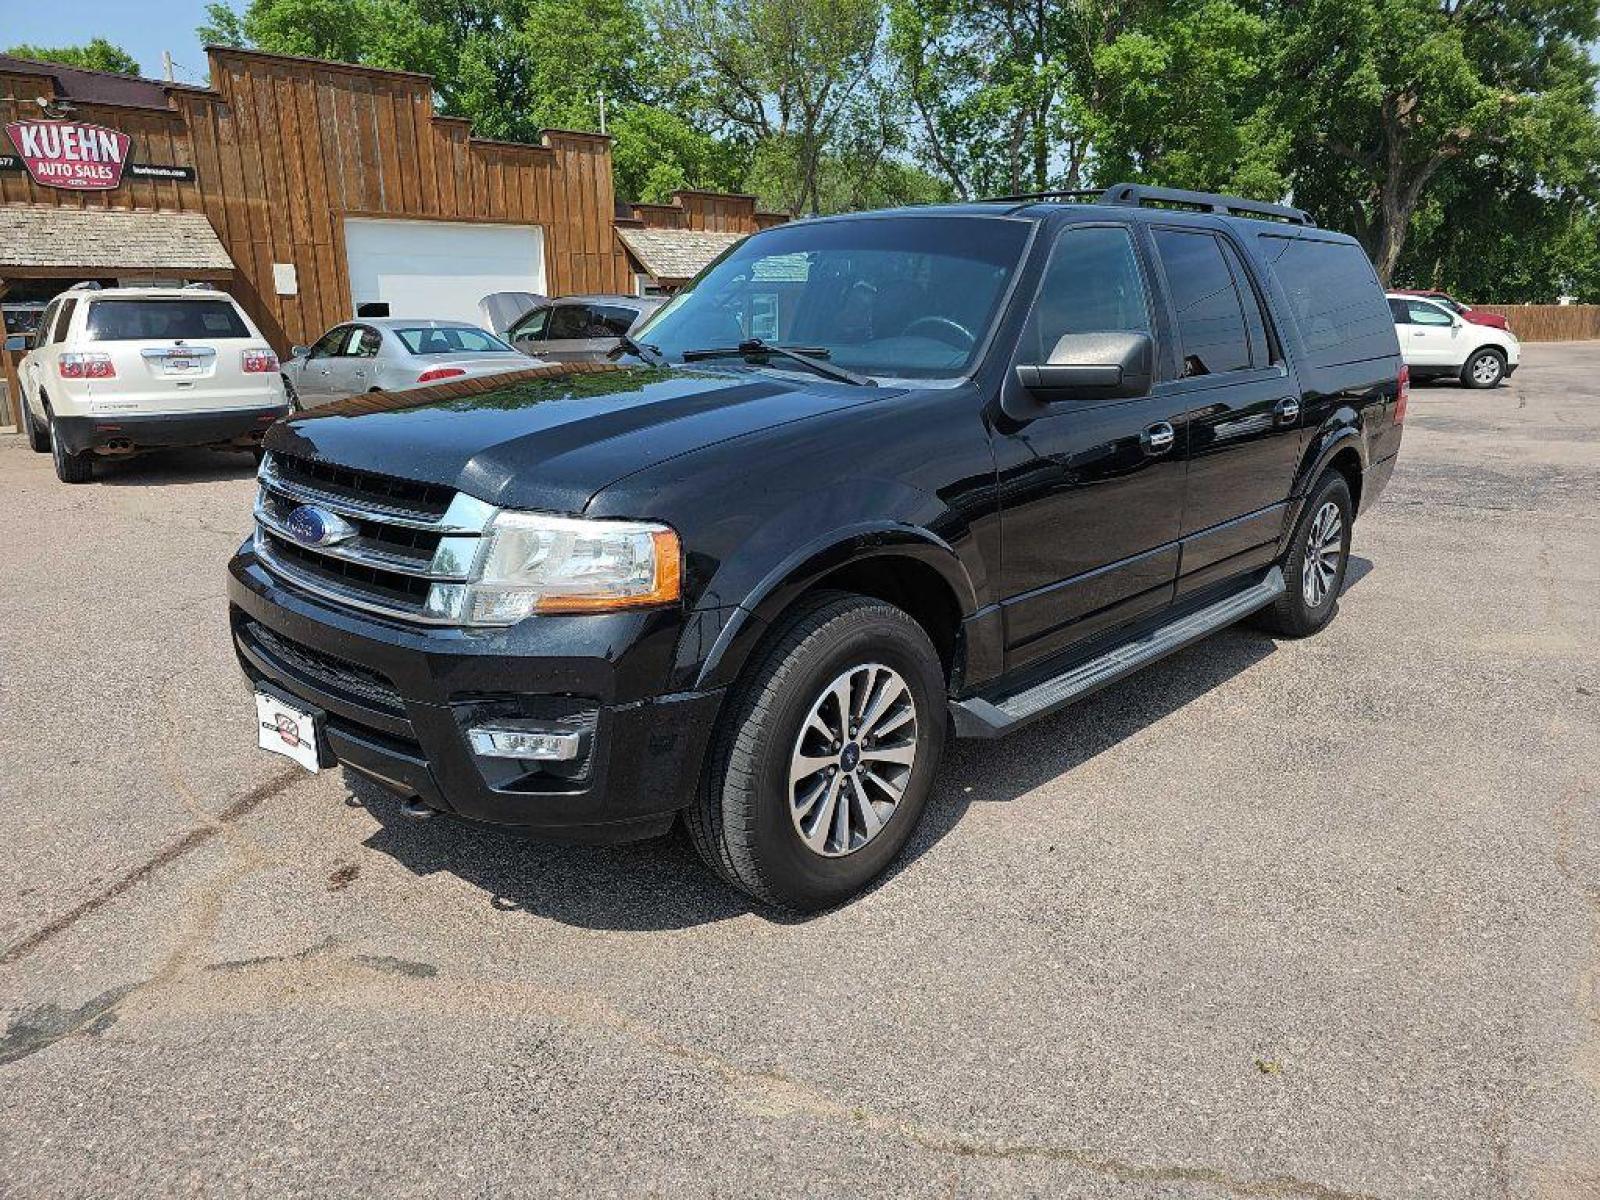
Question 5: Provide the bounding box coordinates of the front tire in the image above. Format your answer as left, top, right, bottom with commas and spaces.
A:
1255, 472, 1353, 638
49, 417, 93, 483
687, 592, 946, 910
1461, 347, 1506, 389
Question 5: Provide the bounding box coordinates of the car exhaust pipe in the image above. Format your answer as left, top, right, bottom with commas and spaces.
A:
400, 796, 437, 820
103, 438, 134, 453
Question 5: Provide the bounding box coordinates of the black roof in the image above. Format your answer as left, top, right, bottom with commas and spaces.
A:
0, 54, 174, 111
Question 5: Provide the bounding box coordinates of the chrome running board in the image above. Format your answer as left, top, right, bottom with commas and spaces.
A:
950, 567, 1285, 738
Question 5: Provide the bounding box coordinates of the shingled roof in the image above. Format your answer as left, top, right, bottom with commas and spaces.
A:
616, 227, 746, 284
0, 206, 234, 275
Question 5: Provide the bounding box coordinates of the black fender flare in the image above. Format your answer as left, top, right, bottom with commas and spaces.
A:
690, 522, 979, 693
1281, 424, 1367, 552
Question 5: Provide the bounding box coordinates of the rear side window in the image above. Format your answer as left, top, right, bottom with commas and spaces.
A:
86, 299, 250, 342
51, 299, 77, 344
1258, 235, 1396, 364
1019, 225, 1151, 367
1151, 229, 1252, 377
590, 306, 639, 336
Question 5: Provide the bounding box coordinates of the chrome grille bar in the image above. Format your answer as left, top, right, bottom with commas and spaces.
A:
258, 456, 496, 533
253, 495, 482, 581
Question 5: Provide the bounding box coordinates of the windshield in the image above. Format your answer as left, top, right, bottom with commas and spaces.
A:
85, 299, 249, 342
394, 326, 513, 355
636, 215, 1033, 380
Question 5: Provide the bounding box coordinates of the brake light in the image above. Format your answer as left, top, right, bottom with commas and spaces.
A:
242, 348, 279, 373
58, 352, 115, 379
417, 367, 467, 383
1394, 364, 1409, 425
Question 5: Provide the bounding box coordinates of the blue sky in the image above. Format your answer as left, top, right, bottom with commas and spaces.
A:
1, 0, 219, 86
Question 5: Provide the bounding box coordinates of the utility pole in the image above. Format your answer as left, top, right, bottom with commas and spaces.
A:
162, 50, 175, 83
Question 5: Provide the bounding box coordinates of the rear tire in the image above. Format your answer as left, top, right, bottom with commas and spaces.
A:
1255, 472, 1352, 638
1461, 347, 1505, 389
49, 416, 93, 484
686, 591, 946, 910
22, 394, 50, 453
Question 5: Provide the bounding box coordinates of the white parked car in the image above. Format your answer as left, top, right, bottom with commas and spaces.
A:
15, 283, 287, 483
1386, 293, 1519, 389
280, 318, 537, 409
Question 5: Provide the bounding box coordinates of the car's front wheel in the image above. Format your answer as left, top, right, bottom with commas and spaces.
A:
1462, 347, 1506, 389
687, 592, 946, 910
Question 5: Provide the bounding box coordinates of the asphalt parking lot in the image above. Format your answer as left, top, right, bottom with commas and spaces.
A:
2, 344, 1597, 1199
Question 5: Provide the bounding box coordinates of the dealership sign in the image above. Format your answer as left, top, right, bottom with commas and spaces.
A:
5, 119, 130, 190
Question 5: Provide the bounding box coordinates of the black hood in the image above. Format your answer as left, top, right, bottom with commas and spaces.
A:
266, 364, 884, 513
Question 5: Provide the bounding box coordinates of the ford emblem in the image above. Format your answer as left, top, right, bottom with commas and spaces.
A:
284, 504, 356, 547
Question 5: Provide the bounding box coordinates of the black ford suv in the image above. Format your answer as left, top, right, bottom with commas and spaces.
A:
231, 184, 1405, 909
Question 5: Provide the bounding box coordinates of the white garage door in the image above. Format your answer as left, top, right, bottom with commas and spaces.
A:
343, 218, 545, 326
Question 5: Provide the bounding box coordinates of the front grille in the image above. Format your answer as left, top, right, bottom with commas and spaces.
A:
242, 619, 403, 712
271, 453, 454, 518
253, 451, 496, 623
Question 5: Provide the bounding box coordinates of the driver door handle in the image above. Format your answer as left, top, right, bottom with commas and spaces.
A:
1142, 421, 1176, 455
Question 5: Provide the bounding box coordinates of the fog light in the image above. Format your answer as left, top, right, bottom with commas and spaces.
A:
467, 724, 582, 761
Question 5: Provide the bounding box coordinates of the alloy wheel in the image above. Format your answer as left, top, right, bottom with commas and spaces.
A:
1471, 353, 1501, 386
1301, 501, 1343, 608
788, 663, 919, 858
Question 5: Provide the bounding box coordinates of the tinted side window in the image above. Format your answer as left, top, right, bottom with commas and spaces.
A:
547, 305, 590, 340
1217, 237, 1273, 367
1019, 225, 1151, 367
1258, 235, 1396, 364
1151, 229, 1251, 377
52, 299, 78, 344
1388, 298, 1411, 323
591, 305, 639, 337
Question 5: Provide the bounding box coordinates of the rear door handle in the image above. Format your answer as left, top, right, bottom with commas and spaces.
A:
1142, 421, 1176, 455
1275, 397, 1301, 425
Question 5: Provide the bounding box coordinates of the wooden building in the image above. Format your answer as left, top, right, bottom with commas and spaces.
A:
0, 47, 780, 430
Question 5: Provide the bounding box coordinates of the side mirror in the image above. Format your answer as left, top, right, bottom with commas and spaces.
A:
290, 344, 310, 360
1008, 331, 1154, 417
4, 334, 28, 354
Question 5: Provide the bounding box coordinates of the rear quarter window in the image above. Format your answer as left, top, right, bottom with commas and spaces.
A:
1257, 235, 1397, 366
85, 299, 251, 342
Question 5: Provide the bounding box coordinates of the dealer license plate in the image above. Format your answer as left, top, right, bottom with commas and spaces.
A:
255, 690, 321, 772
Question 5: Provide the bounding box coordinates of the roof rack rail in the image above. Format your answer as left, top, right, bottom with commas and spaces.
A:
980, 189, 1103, 204
1097, 183, 1314, 226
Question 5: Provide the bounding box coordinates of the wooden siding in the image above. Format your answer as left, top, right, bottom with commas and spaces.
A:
1471, 305, 1600, 342
2, 50, 638, 357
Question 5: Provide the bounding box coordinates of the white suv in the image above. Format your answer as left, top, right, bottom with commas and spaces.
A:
1386, 292, 1520, 389
17, 284, 288, 483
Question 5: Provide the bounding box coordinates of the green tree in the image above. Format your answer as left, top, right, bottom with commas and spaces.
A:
1275, 0, 1600, 283
6, 38, 141, 76
651, 0, 886, 215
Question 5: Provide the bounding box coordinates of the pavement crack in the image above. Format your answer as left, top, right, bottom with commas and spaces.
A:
0, 767, 299, 966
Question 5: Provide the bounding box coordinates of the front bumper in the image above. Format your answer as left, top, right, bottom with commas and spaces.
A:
55, 405, 287, 455
228, 545, 723, 842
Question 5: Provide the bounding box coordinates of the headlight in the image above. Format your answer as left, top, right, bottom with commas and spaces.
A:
424, 511, 681, 626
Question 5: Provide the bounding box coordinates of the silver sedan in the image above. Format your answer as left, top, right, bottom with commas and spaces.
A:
281, 318, 541, 409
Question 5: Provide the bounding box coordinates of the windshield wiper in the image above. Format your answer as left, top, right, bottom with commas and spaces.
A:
681, 339, 875, 387
614, 333, 665, 365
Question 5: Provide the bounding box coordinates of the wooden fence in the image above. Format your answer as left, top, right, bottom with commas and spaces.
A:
1471, 304, 1600, 342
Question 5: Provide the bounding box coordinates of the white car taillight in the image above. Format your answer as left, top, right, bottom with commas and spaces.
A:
58, 352, 116, 380
242, 348, 279, 373
1394, 364, 1409, 425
